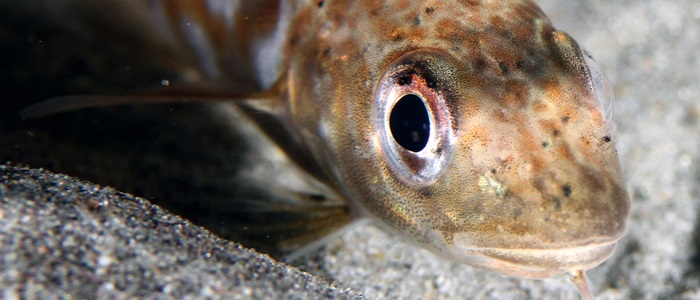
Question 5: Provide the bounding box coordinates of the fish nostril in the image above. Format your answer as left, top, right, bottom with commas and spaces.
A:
389, 94, 430, 152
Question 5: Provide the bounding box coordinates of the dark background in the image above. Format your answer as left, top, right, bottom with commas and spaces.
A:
0, 4, 288, 256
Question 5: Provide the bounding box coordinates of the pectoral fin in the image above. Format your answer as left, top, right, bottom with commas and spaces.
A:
223, 192, 357, 260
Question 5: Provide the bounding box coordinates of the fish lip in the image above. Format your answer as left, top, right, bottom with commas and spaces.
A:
447, 237, 621, 279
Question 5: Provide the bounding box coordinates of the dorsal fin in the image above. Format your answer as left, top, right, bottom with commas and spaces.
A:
21, 80, 285, 119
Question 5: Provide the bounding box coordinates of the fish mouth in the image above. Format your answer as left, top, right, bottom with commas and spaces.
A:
443, 236, 620, 279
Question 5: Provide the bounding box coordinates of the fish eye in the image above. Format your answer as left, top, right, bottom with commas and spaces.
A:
582, 50, 614, 124
389, 94, 430, 152
374, 50, 456, 186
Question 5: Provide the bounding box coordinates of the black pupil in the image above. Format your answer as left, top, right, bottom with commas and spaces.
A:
389, 94, 430, 152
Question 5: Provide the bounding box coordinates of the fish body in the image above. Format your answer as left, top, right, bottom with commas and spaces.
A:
281, 0, 629, 280
22, 0, 629, 294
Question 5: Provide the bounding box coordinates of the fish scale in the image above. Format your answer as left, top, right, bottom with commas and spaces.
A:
21, 0, 629, 298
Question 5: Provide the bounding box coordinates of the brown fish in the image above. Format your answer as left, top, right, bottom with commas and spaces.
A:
23, 0, 629, 298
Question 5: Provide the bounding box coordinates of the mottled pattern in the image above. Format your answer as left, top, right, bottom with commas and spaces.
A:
30, 0, 630, 290
273, 0, 629, 281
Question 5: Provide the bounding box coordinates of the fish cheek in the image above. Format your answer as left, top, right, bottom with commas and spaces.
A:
421, 87, 586, 248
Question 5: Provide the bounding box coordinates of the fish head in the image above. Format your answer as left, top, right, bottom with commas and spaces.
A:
287, 0, 629, 279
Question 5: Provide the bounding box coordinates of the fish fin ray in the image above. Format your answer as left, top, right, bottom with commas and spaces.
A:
282, 219, 367, 262
223, 191, 357, 259
231, 77, 336, 185
21, 80, 284, 119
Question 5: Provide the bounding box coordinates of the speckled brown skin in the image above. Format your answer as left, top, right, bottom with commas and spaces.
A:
32, 0, 630, 282
275, 0, 630, 279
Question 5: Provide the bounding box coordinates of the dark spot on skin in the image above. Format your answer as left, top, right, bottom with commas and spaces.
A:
474, 58, 487, 72
425, 7, 435, 14
562, 183, 572, 198
413, 15, 421, 26
516, 61, 525, 69
397, 76, 412, 86
542, 141, 549, 148
427, 79, 437, 89
434, 146, 443, 155
603, 135, 612, 143
317, 0, 325, 8
499, 62, 509, 75
562, 116, 570, 123
491, 168, 497, 174
553, 129, 560, 137
322, 46, 331, 57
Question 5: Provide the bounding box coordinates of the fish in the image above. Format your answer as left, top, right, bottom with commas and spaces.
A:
21, 0, 630, 298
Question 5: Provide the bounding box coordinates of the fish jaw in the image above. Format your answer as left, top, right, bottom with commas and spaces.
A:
427, 229, 623, 279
